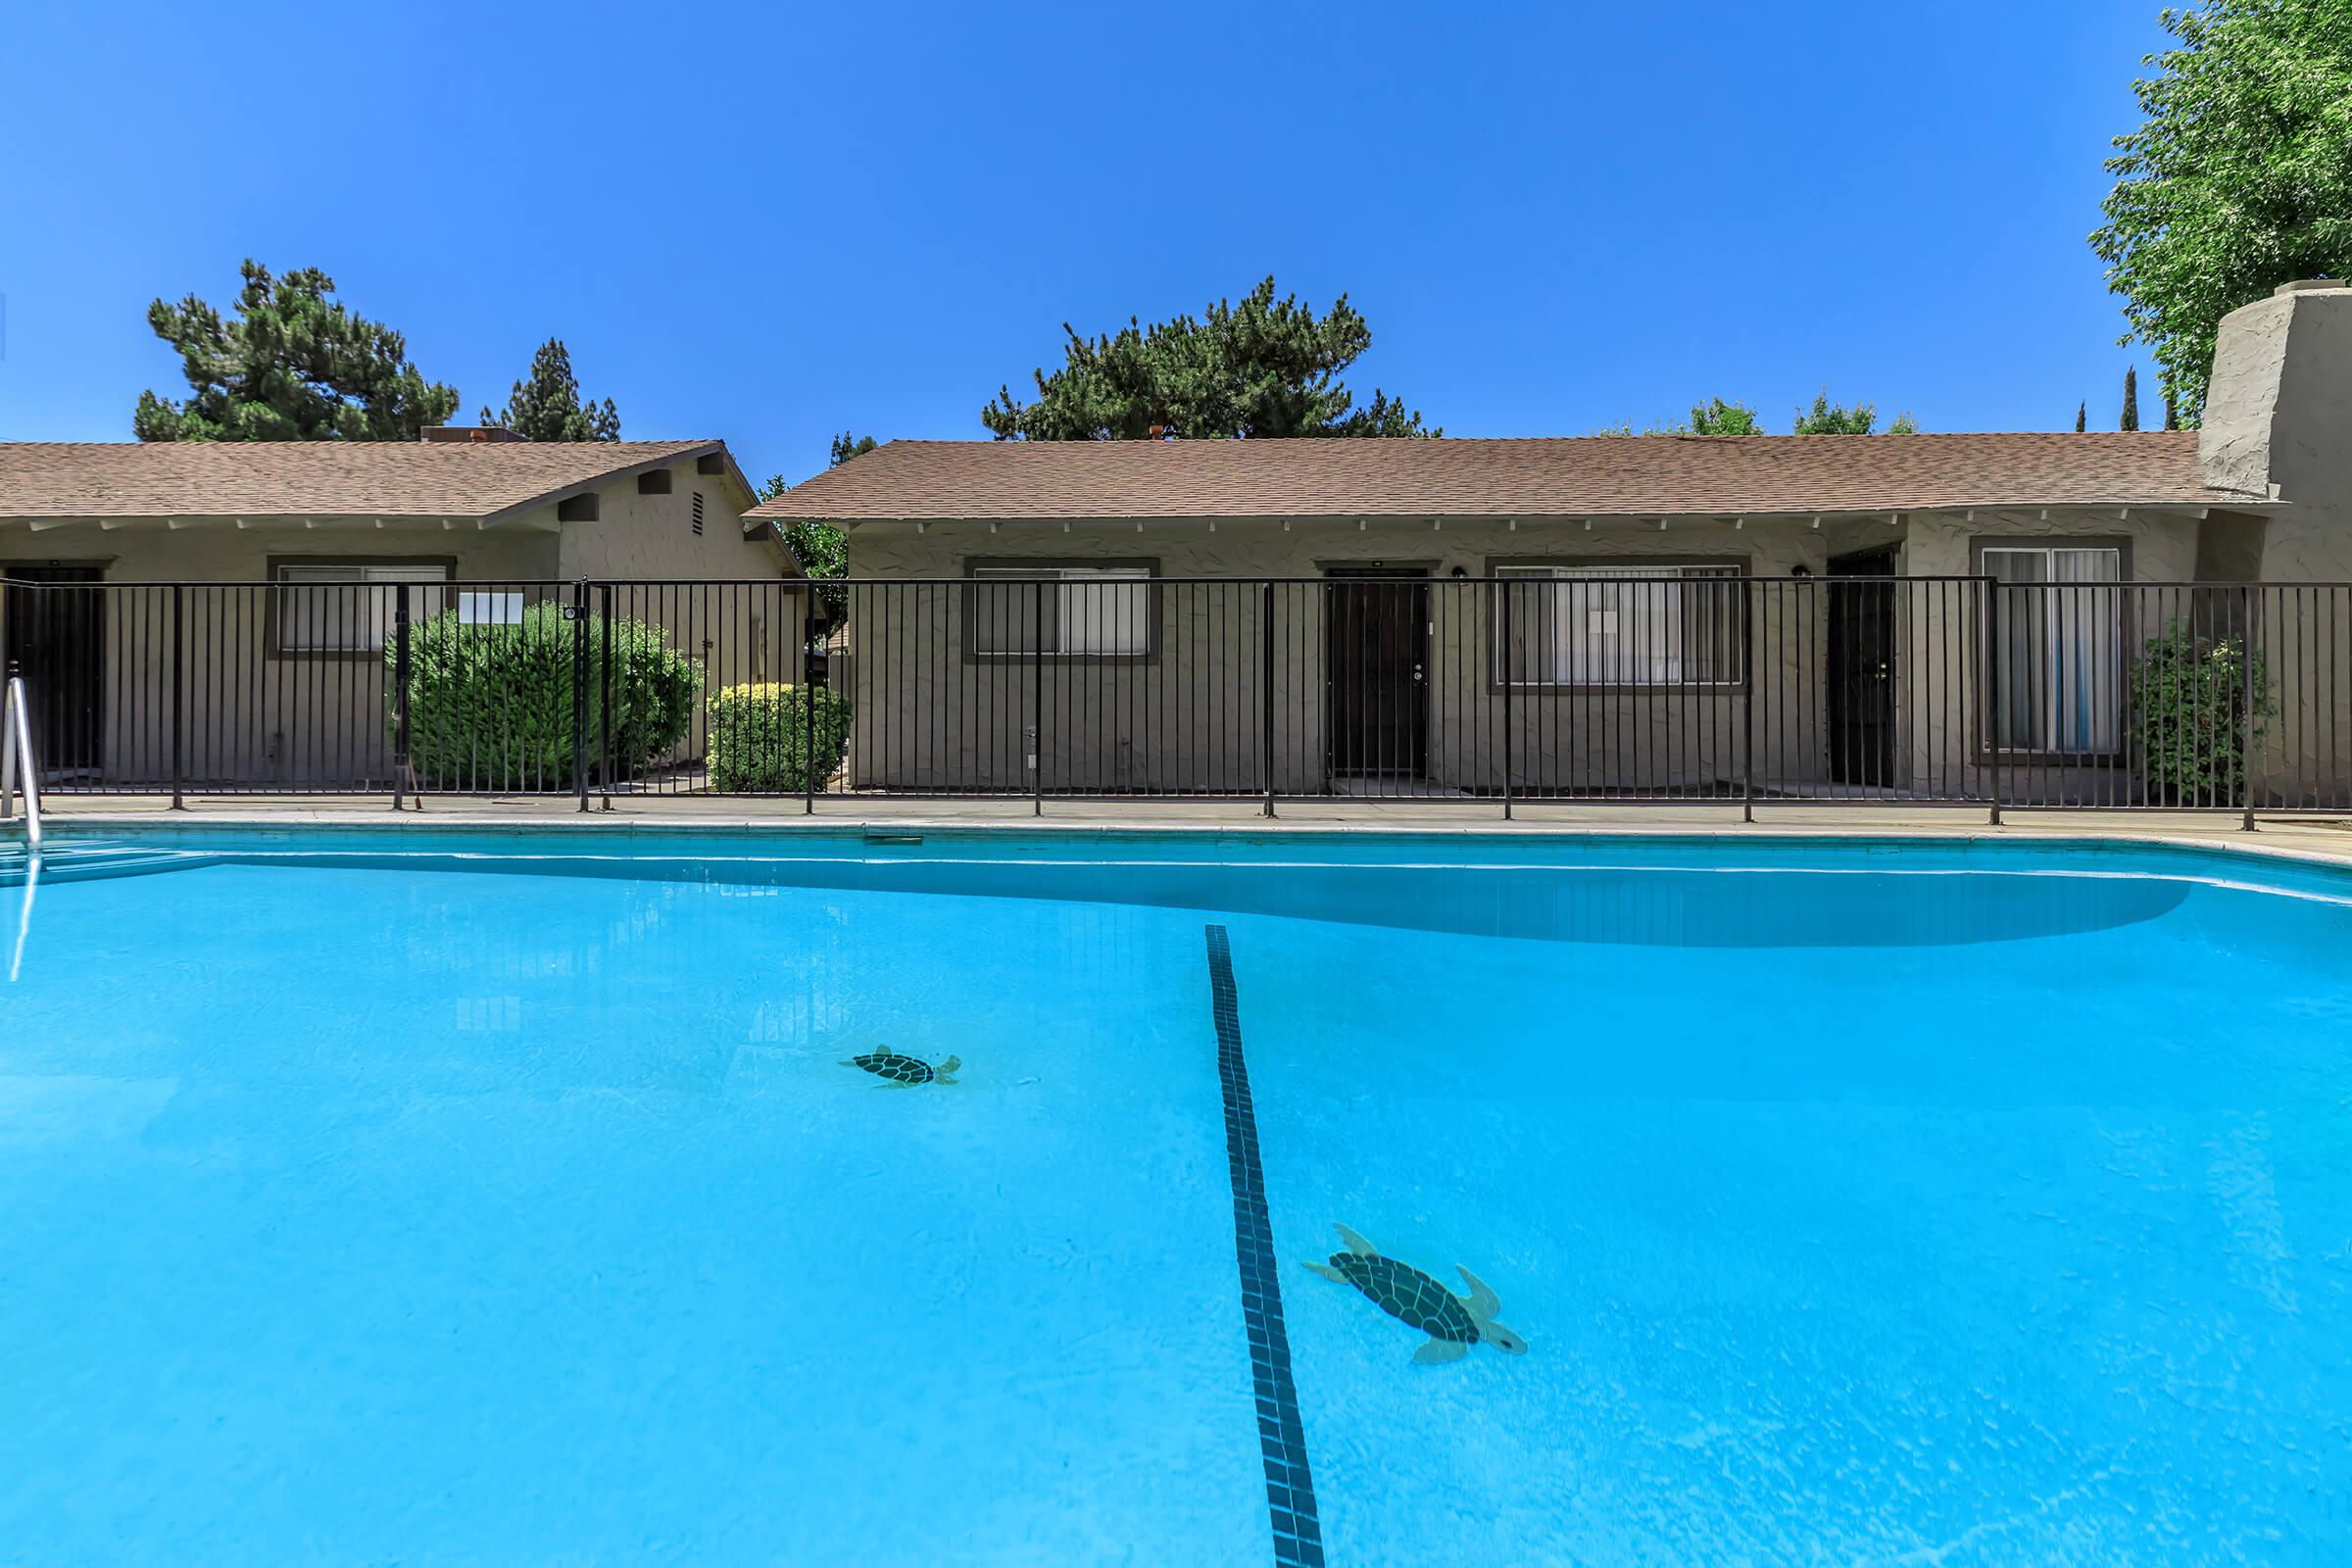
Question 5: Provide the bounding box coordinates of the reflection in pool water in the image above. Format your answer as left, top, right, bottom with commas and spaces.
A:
2, 829, 2349, 1563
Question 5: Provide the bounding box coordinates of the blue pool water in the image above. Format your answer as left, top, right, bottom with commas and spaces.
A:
3, 827, 2351, 1564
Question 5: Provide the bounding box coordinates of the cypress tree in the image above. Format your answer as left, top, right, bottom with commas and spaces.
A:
2121, 366, 2140, 431
2163, 387, 2180, 430
2075, 401, 2087, 432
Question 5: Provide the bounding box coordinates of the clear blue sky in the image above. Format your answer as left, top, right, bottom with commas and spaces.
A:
0, 0, 2174, 484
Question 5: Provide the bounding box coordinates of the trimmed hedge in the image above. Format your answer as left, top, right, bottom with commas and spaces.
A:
707, 682, 851, 793
391, 601, 702, 788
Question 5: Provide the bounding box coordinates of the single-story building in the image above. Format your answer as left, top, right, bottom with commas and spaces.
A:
749, 281, 2352, 808
0, 432, 803, 788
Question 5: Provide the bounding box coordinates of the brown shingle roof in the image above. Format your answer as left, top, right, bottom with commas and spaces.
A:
0, 440, 739, 524
748, 433, 2259, 523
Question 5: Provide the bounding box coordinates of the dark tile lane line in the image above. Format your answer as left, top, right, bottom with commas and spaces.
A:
1204, 923, 1325, 1568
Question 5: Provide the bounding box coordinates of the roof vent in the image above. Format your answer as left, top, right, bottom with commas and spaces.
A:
420, 426, 531, 444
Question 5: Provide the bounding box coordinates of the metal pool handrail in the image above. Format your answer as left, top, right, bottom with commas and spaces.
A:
2, 675, 41, 850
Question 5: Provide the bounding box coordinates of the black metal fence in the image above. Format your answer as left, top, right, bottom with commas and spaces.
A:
2, 574, 2345, 818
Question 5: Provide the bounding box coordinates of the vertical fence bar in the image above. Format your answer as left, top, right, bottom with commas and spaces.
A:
2242, 581, 2259, 831
1032, 580, 1045, 817
804, 586, 817, 815
1261, 580, 1277, 817
1499, 576, 1514, 820
1984, 574, 2002, 826
599, 583, 615, 809
1740, 576, 1755, 823
571, 580, 590, 813
170, 583, 186, 810
391, 582, 413, 811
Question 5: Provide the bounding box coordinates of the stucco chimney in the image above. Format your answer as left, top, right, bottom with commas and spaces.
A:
2199, 279, 2352, 502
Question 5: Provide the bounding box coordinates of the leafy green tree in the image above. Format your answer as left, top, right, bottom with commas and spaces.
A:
2076, 401, 2088, 432
2122, 365, 2140, 431
2090, 0, 2352, 422
135, 261, 461, 441
1586, 398, 1761, 435
479, 338, 618, 440
761, 431, 874, 626
1791, 390, 1919, 435
982, 276, 1434, 439
1683, 397, 1765, 435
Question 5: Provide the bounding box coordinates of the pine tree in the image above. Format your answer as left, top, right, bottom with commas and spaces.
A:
2122, 366, 2140, 431
134, 260, 460, 440
479, 338, 619, 441
2076, 401, 2087, 432
982, 277, 1433, 439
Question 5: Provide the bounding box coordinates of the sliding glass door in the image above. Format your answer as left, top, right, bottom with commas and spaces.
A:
1984, 546, 2123, 755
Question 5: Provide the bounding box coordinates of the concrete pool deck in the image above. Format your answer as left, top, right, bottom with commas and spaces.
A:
23, 793, 2352, 868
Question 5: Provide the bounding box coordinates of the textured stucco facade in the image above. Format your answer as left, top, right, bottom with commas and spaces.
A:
842, 510, 2238, 800
827, 285, 2352, 806
0, 451, 801, 786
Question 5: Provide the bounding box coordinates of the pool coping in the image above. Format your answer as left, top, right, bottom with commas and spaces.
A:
24, 805, 2352, 879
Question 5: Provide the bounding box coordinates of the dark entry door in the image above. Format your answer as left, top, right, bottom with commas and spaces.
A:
2, 566, 107, 775
1324, 567, 1429, 777
1826, 548, 1897, 786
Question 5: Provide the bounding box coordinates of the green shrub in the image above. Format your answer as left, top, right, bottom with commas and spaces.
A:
2130, 621, 2274, 806
391, 601, 702, 787
707, 682, 851, 792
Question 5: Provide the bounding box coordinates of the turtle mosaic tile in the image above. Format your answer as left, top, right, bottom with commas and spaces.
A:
838, 1049, 960, 1084
1204, 923, 1325, 1568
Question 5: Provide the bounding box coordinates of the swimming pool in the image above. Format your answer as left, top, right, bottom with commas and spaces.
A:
4, 826, 2350, 1563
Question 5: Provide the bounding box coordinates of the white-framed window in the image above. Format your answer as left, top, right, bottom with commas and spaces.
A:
1494, 564, 1742, 687
271, 562, 452, 654
458, 590, 524, 626
1983, 545, 2124, 754
968, 564, 1153, 656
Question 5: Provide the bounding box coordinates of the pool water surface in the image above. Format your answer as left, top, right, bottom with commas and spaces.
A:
2, 829, 2348, 1564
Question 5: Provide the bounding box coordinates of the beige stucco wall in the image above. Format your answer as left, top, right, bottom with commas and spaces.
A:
2202, 285, 2352, 804
845, 514, 1832, 796
0, 455, 802, 788
840, 504, 2352, 804
553, 462, 808, 771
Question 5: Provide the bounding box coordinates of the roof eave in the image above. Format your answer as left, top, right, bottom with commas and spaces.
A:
752, 496, 2281, 528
